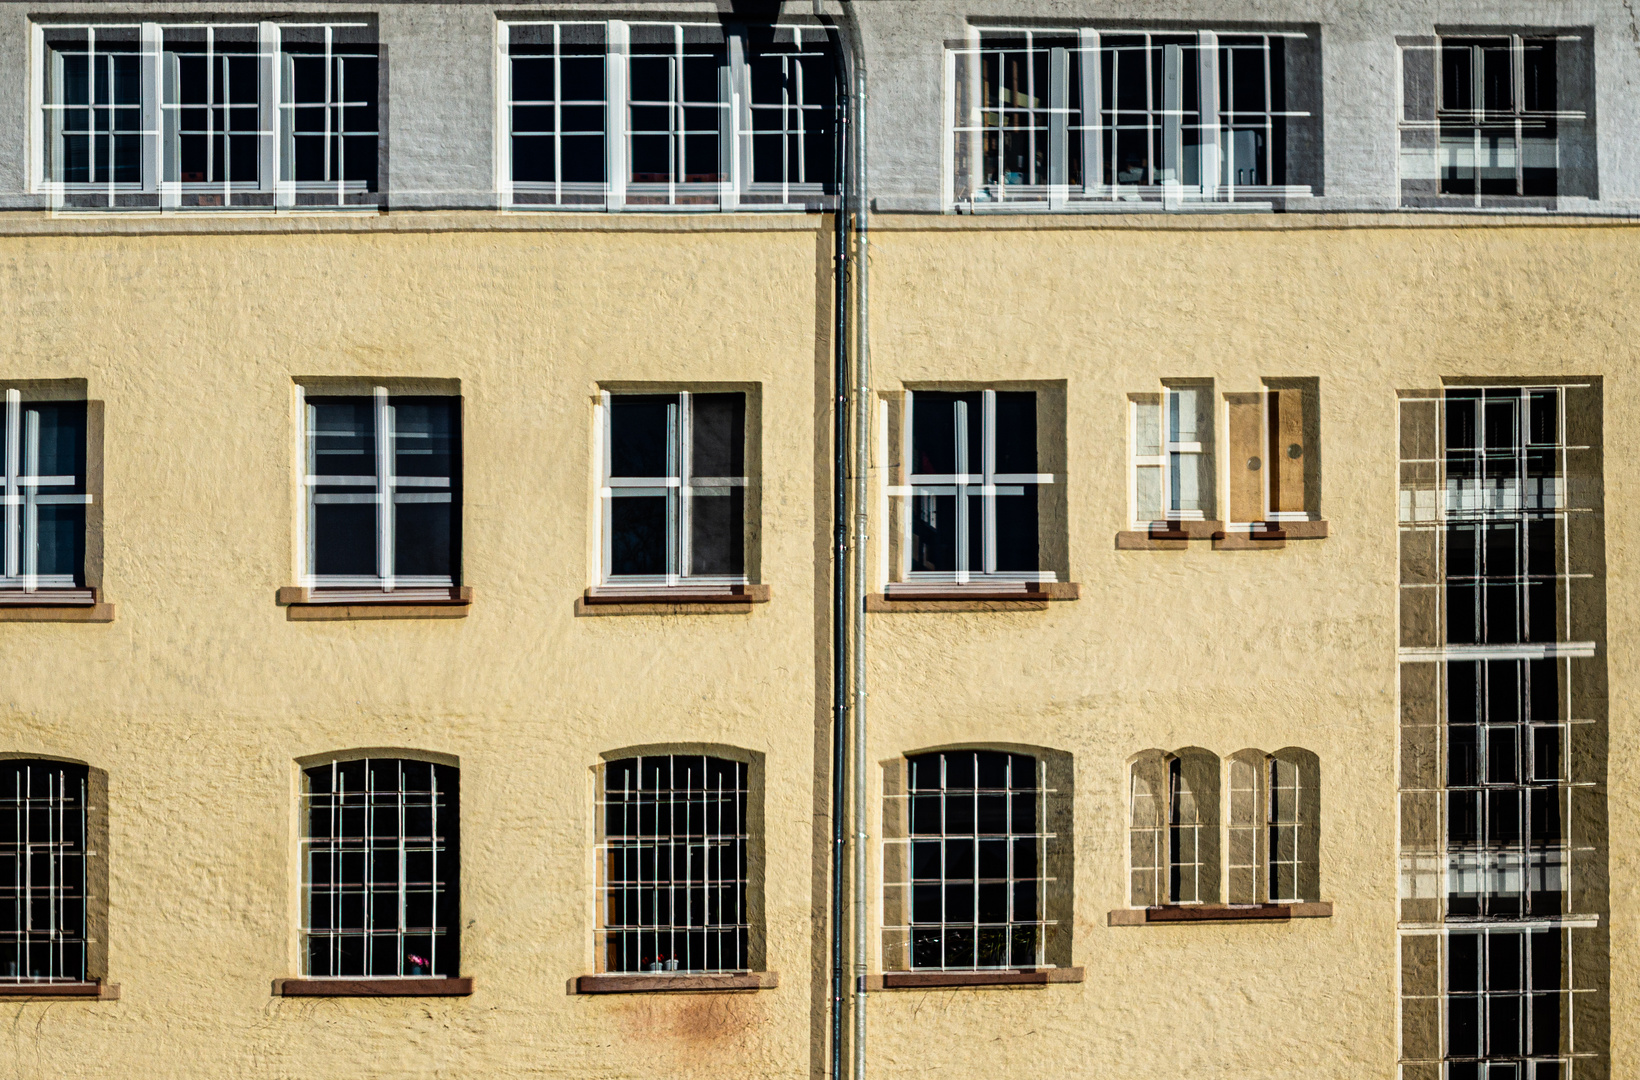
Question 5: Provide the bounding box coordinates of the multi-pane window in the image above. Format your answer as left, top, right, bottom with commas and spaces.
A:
1446, 927, 1566, 1080
949, 29, 1316, 209
598, 755, 749, 974
907, 750, 1042, 970
1399, 33, 1594, 207
1, 391, 90, 600
1131, 385, 1214, 528
302, 758, 458, 979
300, 389, 460, 597
903, 389, 1053, 584
38, 22, 378, 209
0, 761, 88, 983
501, 21, 835, 210
599, 392, 746, 588
1167, 758, 1203, 905
1226, 748, 1321, 905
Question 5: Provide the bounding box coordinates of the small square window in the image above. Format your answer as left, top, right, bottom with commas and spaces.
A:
0, 389, 93, 601
1129, 382, 1214, 529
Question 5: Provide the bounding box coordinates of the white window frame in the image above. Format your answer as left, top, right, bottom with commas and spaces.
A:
946, 28, 1312, 211
498, 20, 834, 212
34, 20, 375, 210
298, 385, 456, 596
1, 389, 92, 597
1130, 386, 1210, 528
596, 390, 748, 591
896, 388, 1056, 585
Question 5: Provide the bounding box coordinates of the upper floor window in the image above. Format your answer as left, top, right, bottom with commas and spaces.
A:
1, 760, 88, 983
301, 757, 458, 979
1399, 32, 1594, 208
37, 22, 378, 210
597, 390, 749, 592
948, 29, 1318, 210
1130, 383, 1215, 529
501, 21, 836, 210
598, 754, 751, 974
1, 390, 91, 603
299, 387, 461, 600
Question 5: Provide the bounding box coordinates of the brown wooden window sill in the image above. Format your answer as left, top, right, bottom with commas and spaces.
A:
872, 967, 1083, 990
1107, 902, 1333, 925
577, 584, 770, 616
275, 977, 474, 997
0, 980, 118, 999
868, 582, 1079, 613
0, 587, 115, 622
573, 971, 778, 994
1118, 520, 1329, 551
278, 586, 472, 621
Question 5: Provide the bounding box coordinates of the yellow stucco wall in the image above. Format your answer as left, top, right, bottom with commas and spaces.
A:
0, 213, 1631, 1078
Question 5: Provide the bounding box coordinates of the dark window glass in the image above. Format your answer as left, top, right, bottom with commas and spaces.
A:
1, 400, 88, 587
0, 761, 89, 982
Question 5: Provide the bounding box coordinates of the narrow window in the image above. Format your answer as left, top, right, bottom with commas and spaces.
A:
1127, 754, 1167, 908
1225, 753, 1263, 904
907, 750, 1042, 970
301, 758, 458, 979
1168, 758, 1202, 904
1, 392, 90, 598
601, 391, 746, 587
507, 23, 609, 208
905, 389, 1052, 583
1130, 384, 1214, 528
599, 755, 749, 973
1268, 756, 1302, 902
0, 760, 88, 983
301, 388, 460, 596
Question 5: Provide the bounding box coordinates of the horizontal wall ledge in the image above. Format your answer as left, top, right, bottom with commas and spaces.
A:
0, 980, 118, 999
279, 586, 472, 621
868, 582, 1079, 613
0, 602, 115, 622
275, 977, 473, 997
577, 584, 770, 616
1108, 902, 1333, 926
574, 971, 778, 994
0, 209, 829, 238
875, 968, 1083, 990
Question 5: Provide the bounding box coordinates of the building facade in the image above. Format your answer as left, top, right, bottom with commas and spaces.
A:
0, 2, 1634, 1078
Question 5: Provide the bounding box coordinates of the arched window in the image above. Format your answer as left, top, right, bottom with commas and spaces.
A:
0, 760, 88, 982
1129, 748, 1220, 906
301, 757, 458, 978
1128, 751, 1168, 907
905, 749, 1041, 970
1269, 748, 1320, 903
1227, 750, 1267, 905
598, 754, 749, 974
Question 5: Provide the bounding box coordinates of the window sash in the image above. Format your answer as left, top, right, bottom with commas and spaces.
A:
948, 29, 1312, 209
901, 388, 1055, 584
37, 21, 376, 209
500, 20, 834, 211
1131, 388, 1210, 526
1, 390, 90, 592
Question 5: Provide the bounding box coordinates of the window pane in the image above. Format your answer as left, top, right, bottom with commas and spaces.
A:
611, 496, 667, 576
609, 395, 674, 479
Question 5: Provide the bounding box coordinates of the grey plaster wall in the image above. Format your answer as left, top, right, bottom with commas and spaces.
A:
3, 0, 1639, 213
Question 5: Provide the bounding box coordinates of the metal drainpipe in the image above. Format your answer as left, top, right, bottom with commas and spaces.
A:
848, 40, 870, 1080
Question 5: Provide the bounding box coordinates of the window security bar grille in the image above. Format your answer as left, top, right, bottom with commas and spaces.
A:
598, 756, 749, 974
501, 22, 836, 211
0, 761, 88, 983
899, 389, 1053, 583
1131, 387, 1212, 526
904, 751, 1046, 970
1444, 926, 1569, 1079
300, 387, 459, 595
947, 30, 1312, 210
1, 391, 90, 595
599, 391, 746, 588
37, 22, 377, 210
302, 758, 457, 979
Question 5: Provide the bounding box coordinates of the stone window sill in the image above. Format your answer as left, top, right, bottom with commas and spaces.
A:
274, 977, 473, 997
577, 584, 770, 616
277, 586, 472, 621
1117, 520, 1329, 550
871, 967, 1083, 990
867, 582, 1079, 613
0, 980, 118, 999
0, 587, 115, 622
1108, 902, 1333, 925
573, 971, 778, 994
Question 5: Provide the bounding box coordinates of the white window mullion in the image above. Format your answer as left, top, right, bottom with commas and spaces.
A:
1079, 30, 1100, 199
1161, 42, 1182, 208
140, 23, 160, 197
606, 20, 628, 210
664, 398, 679, 583
495, 21, 513, 209
1197, 32, 1219, 200
596, 391, 611, 585
259, 23, 279, 204
678, 392, 693, 580
720, 34, 742, 211
374, 386, 395, 591
3, 390, 18, 580
981, 389, 997, 576
954, 398, 970, 583
1047, 46, 1068, 209
21, 408, 39, 592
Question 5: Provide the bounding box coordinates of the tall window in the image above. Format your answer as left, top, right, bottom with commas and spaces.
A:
907, 750, 1042, 970
301, 758, 458, 979
1168, 758, 1203, 905
949, 29, 1316, 209
1, 391, 90, 600
501, 21, 835, 210
1398, 33, 1594, 207
38, 22, 378, 209
1131, 384, 1214, 528
598, 755, 749, 974
904, 389, 1053, 584
1128, 749, 1223, 907
0, 761, 88, 983
300, 388, 460, 598
599, 391, 746, 589
1446, 927, 1565, 1079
